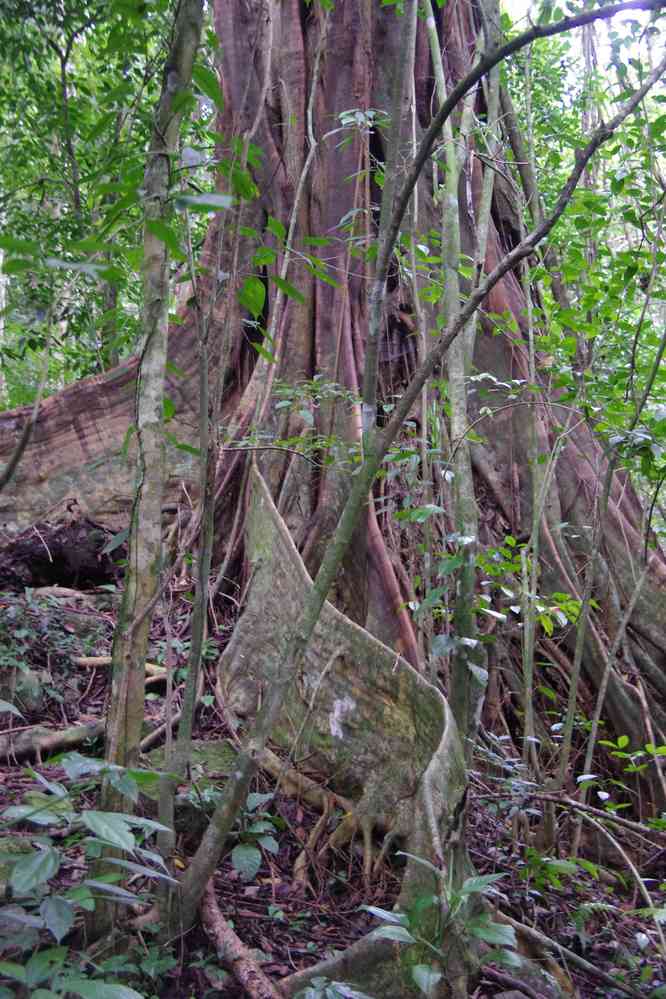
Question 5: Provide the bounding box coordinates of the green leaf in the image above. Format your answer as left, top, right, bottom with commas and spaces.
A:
266, 216, 286, 242
40, 897, 75, 942
163, 396, 176, 421
468, 915, 516, 948
372, 925, 416, 944
251, 340, 277, 364
64, 980, 145, 999
258, 834, 279, 854
0, 236, 40, 254
3, 258, 33, 274
25, 947, 67, 988
104, 858, 178, 884
362, 906, 408, 925
0, 962, 26, 984
145, 220, 186, 261
459, 873, 505, 896
271, 274, 305, 303
395, 503, 445, 524
431, 634, 455, 656
239, 276, 266, 318
246, 792, 273, 812
437, 554, 464, 575
10, 847, 60, 894
0, 699, 23, 717
231, 844, 262, 881
192, 64, 225, 111
82, 880, 140, 903
412, 964, 443, 997
164, 431, 201, 456
101, 528, 129, 555
82, 811, 136, 851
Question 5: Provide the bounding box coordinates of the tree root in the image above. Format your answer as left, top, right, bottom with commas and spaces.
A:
293, 803, 330, 890
256, 746, 354, 816
201, 878, 285, 998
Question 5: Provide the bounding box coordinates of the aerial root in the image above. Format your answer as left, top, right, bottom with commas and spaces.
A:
293, 802, 330, 890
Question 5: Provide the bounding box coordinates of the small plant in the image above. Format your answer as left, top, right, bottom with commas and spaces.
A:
364, 858, 518, 996
0, 753, 175, 999
519, 847, 579, 892
294, 977, 374, 999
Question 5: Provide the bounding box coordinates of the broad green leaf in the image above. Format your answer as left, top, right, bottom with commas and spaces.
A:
0, 236, 39, 254
246, 792, 273, 812
25, 947, 67, 988
266, 216, 286, 242
459, 873, 505, 896
485, 947, 523, 969
10, 847, 60, 894
412, 964, 442, 997
63, 980, 144, 999
104, 858, 178, 883
82, 880, 140, 903
0, 962, 26, 984
3, 258, 33, 275
362, 905, 407, 925
371, 925, 416, 944
192, 64, 225, 111
252, 246, 277, 267
231, 844, 262, 881
101, 528, 129, 555
431, 634, 456, 656
120, 815, 171, 835
0, 699, 22, 717
145, 220, 186, 261
239, 276, 266, 318
258, 834, 279, 855
271, 274, 305, 303
468, 915, 516, 948
82, 811, 135, 851
248, 819, 276, 835
396, 851, 441, 877
40, 897, 75, 943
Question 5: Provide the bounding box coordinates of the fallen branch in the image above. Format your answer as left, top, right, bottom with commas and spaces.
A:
535, 792, 666, 842
73, 655, 166, 677
0, 720, 104, 762
500, 912, 646, 999
201, 878, 285, 998
481, 965, 544, 999
140, 669, 204, 754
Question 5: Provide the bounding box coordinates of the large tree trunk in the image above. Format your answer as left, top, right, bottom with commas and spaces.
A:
2, 8, 666, 982
2, 0, 663, 752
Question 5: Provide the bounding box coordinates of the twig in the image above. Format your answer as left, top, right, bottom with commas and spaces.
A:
579, 811, 666, 956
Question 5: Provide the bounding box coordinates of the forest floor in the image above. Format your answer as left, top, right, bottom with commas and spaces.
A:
1, 582, 665, 998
